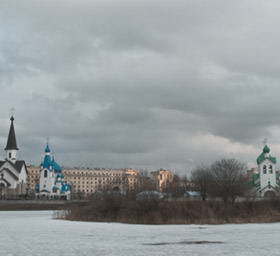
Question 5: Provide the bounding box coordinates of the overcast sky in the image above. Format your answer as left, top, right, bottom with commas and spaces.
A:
1, 0, 280, 174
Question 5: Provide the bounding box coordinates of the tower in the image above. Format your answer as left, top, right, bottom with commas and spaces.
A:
39, 143, 54, 193
5, 116, 18, 164
256, 143, 278, 197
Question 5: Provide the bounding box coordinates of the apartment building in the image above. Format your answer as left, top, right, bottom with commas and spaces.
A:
62, 168, 140, 194
27, 167, 141, 194
151, 169, 174, 192
26, 165, 40, 192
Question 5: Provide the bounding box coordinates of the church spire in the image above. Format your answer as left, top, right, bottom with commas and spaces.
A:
5, 116, 18, 151
5, 116, 18, 150
5, 115, 18, 163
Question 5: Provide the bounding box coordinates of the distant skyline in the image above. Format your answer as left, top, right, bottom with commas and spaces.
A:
1, 1, 280, 174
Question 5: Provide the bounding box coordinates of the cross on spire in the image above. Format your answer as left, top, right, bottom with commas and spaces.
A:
263, 138, 268, 146
10, 107, 15, 117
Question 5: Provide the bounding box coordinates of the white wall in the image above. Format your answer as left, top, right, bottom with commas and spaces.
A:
259, 159, 276, 194
39, 168, 55, 193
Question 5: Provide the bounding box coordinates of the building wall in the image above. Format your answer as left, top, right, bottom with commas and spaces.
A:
26, 165, 40, 192
62, 168, 141, 194
39, 168, 56, 194
26, 167, 141, 194
151, 169, 174, 192
125, 169, 141, 192
259, 159, 277, 196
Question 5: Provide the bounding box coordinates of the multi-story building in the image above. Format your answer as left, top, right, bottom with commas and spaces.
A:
151, 169, 174, 192
27, 167, 141, 195
62, 168, 140, 194
26, 165, 40, 192
125, 169, 141, 192
26, 164, 176, 196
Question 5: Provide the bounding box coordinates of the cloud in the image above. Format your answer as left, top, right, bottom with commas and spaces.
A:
0, 0, 279, 173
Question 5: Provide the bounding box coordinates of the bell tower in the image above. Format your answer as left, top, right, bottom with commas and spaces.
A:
257, 140, 277, 197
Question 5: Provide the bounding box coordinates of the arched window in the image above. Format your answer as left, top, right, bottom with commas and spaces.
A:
8, 152, 11, 159
44, 170, 48, 178
269, 165, 273, 174
263, 165, 267, 174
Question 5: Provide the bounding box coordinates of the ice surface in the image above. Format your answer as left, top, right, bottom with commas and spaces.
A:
0, 211, 278, 256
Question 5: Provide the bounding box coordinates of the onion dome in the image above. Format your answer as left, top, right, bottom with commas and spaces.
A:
263, 145, 270, 154
257, 144, 277, 165
56, 173, 64, 179
61, 183, 70, 192
41, 143, 52, 169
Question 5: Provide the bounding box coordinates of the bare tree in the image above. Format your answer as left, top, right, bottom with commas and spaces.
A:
209, 159, 249, 204
164, 175, 186, 197
191, 166, 212, 201
181, 175, 191, 190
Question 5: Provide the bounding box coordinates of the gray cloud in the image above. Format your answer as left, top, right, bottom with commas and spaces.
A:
0, 0, 279, 174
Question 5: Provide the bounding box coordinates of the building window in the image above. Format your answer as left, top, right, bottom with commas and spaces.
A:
44, 170, 48, 178
8, 152, 11, 159
269, 165, 273, 174
263, 165, 267, 174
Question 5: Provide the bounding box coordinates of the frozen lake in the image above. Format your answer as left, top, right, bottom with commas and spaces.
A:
0, 211, 278, 256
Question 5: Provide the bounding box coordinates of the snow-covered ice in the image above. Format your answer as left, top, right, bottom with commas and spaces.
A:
0, 211, 278, 256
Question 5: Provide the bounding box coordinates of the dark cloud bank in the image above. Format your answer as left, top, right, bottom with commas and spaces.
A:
0, 0, 279, 173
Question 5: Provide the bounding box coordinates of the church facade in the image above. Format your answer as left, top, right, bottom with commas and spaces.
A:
252, 144, 280, 197
0, 116, 28, 196
36, 144, 71, 200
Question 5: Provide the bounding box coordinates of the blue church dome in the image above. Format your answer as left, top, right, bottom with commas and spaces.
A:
41, 155, 52, 170
56, 173, 64, 180
52, 158, 62, 173
61, 183, 70, 192
40, 144, 62, 172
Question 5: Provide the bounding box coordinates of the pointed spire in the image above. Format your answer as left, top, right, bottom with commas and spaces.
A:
45, 143, 51, 153
5, 116, 18, 150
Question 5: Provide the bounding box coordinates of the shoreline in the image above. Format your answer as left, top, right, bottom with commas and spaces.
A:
0, 200, 86, 211
3, 198, 280, 226
56, 197, 280, 225
58, 217, 280, 225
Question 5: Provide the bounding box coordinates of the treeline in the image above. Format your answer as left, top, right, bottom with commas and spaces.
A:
160, 158, 251, 203
189, 159, 250, 203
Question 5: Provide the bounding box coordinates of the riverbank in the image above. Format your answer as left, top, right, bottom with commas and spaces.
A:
0, 200, 86, 211
60, 196, 280, 224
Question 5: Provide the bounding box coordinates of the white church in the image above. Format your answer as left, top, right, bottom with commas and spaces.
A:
0, 116, 28, 196
253, 143, 280, 197
36, 144, 71, 200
